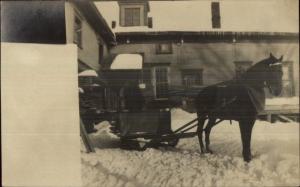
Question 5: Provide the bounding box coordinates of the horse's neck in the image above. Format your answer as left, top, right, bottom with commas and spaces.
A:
240, 62, 267, 89
239, 72, 265, 90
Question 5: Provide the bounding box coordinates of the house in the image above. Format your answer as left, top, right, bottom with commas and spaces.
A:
2, 0, 116, 72
1, 0, 118, 133
65, 0, 115, 72
96, 1, 299, 103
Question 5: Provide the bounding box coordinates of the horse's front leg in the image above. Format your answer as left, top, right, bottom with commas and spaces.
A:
197, 115, 206, 154
204, 118, 216, 154
239, 117, 255, 162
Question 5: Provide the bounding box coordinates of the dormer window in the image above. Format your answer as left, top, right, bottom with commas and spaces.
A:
119, 2, 150, 27
124, 7, 141, 26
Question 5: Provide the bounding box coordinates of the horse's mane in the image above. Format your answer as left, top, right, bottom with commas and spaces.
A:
245, 58, 269, 73
237, 57, 270, 84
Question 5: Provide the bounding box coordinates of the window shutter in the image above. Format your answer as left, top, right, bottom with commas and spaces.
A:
98, 44, 104, 64
111, 21, 116, 29
148, 17, 153, 28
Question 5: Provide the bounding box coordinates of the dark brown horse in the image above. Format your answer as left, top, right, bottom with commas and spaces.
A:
195, 53, 283, 162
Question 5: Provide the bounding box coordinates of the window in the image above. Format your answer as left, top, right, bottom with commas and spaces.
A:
98, 44, 104, 64
119, 2, 149, 27
74, 16, 82, 48
78, 76, 93, 87
211, 2, 221, 28
234, 61, 253, 78
124, 8, 141, 26
182, 69, 203, 88
281, 61, 294, 97
153, 67, 169, 99
156, 44, 172, 54
142, 68, 152, 86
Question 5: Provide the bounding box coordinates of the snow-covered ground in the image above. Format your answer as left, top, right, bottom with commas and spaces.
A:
81, 109, 299, 187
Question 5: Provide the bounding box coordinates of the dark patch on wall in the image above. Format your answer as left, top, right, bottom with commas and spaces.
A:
1, 1, 66, 44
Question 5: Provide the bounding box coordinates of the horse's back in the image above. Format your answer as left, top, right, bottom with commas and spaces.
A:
195, 85, 218, 113
196, 81, 246, 109
196, 82, 258, 119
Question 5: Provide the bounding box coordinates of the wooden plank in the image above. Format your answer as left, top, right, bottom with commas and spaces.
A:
260, 104, 299, 115
80, 119, 95, 153
260, 109, 299, 115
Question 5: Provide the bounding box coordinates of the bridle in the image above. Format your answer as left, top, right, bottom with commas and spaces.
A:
266, 62, 283, 95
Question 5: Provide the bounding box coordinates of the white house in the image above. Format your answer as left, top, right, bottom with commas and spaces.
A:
65, 0, 116, 72
95, 0, 299, 100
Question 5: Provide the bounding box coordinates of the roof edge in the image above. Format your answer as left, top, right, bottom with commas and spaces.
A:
115, 31, 299, 43
73, 0, 116, 46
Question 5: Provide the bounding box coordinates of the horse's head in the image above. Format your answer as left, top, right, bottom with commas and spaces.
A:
265, 53, 283, 96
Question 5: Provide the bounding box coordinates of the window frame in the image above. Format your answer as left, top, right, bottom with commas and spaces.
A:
73, 15, 82, 49
124, 7, 141, 26
234, 61, 253, 78
152, 66, 170, 99
181, 69, 203, 88
281, 61, 295, 97
120, 4, 145, 27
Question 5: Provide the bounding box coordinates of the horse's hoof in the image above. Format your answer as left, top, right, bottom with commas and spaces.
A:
206, 149, 214, 154
243, 155, 252, 162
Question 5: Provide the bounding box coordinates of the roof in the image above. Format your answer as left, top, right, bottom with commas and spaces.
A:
95, 0, 299, 34
73, 0, 115, 45
110, 54, 143, 70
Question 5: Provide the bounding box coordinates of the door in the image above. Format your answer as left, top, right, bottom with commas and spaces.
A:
153, 66, 169, 99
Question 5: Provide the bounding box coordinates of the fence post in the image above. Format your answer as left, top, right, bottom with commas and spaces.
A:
267, 114, 272, 123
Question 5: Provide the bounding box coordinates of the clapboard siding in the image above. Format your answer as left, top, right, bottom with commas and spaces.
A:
110, 42, 299, 97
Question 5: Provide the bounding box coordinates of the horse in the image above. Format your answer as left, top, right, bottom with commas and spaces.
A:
195, 53, 283, 162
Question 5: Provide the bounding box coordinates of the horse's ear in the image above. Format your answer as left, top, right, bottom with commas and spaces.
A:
279, 55, 283, 61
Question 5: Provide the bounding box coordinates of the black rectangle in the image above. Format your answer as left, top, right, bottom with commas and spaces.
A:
1, 1, 66, 44
211, 2, 221, 28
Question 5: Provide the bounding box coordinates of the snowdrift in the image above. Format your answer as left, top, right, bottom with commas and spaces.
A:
82, 108, 299, 187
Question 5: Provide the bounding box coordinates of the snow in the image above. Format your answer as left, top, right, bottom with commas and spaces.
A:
81, 108, 299, 187
95, 0, 298, 33
79, 87, 84, 93
110, 54, 143, 70
79, 69, 98, 77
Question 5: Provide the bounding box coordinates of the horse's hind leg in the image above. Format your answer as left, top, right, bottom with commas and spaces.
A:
197, 115, 206, 154
204, 118, 216, 154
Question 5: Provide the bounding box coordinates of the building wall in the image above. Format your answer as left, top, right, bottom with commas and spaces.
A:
110, 41, 299, 97
65, 2, 109, 71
